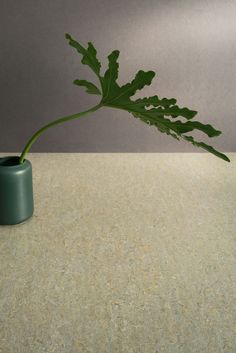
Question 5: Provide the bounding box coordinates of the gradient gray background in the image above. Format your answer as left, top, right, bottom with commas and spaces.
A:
0, 0, 235, 152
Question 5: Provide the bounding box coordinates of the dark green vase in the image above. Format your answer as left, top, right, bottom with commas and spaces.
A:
0, 156, 34, 225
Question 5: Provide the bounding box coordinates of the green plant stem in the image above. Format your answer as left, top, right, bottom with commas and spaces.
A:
19, 102, 102, 164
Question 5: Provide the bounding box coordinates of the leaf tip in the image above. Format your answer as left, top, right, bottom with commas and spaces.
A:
208, 125, 222, 137
220, 154, 231, 162
65, 33, 71, 40
191, 110, 198, 118
113, 50, 120, 58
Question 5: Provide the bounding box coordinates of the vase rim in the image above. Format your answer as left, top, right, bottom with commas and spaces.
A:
0, 156, 29, 169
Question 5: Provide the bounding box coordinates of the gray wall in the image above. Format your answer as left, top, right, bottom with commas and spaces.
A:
0, 0, 235, 153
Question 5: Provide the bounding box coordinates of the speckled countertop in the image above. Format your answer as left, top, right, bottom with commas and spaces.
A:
0, 153, 235, 353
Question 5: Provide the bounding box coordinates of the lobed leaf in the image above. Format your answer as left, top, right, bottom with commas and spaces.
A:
65, 33, 101, 77
103, 70, 156, 105
133, 95, 177, 108
123, 99, 197, 120
101, 50, 120, 100
65, 33, 230, 162
133, 111, 229, 161
181, 135, 230, 162
73, 79, 101, 95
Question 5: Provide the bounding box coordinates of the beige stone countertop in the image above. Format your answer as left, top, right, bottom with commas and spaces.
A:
0, 153, 236, 353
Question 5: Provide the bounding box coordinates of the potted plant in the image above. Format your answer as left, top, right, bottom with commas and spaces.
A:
0, 33, 230, 225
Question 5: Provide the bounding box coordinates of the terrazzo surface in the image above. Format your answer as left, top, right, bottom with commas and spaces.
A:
0, 153, 235, 353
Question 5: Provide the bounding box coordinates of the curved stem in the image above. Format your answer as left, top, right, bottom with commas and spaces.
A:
19, 102, 102, 164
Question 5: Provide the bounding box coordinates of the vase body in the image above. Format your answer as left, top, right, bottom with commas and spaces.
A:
0, 156, 34, 225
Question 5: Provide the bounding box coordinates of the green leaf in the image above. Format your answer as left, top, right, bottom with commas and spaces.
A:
65, 33, 101, 77
181, 135, 230, 162
102, 69, 156, 105
101, 50, 120, 100
65, 33, 230, 162
133, 95, 178, 108
126, 105, 221, 138
125, 97, 197, 120
74, 79, 101, 95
